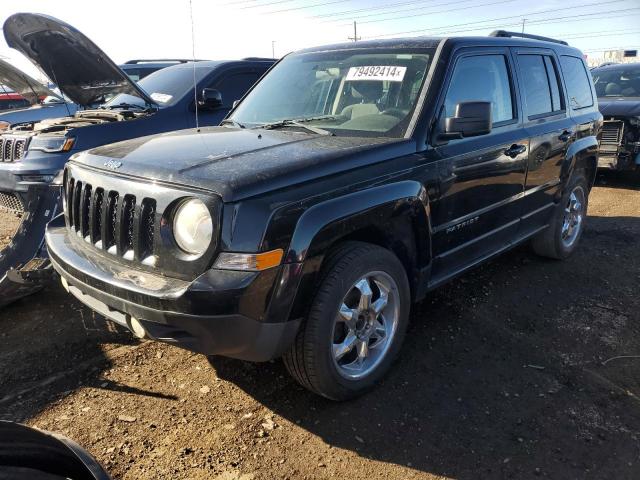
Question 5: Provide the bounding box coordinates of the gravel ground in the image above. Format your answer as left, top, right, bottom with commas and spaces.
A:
0, 171, 639, 480
0, 209, 22, 251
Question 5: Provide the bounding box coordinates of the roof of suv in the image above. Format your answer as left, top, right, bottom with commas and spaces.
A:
297, 35, 584, 57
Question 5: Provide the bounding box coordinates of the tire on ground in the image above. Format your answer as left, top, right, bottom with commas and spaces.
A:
283, 241, 411, 401
532, 170, 589, 260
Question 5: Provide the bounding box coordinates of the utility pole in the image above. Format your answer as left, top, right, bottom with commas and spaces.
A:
348, 21, 361, 42
521, 18, 527, 33
271, 40, 275, 58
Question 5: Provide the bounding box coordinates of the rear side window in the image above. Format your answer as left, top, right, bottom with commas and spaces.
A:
559, 56, 594, 110
518, 54, 563, 118
444, 54, 514, 124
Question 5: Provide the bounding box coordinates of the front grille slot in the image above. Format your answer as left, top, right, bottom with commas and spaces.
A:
72, 181, 82, 231
104, 192, 119, 253
119, 195, 136, 259
139, 199, 156, 260
80, 184, 92, 239
91, 188, 104, 245
2, 138, 13, 162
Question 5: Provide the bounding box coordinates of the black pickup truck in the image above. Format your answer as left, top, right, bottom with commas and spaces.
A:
46, 31, 601, 400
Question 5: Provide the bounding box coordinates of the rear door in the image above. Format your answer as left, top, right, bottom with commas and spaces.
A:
428, 47, 528, 281
514, 49, 575, 232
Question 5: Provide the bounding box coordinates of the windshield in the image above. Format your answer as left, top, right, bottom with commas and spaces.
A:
592, 65, 640, 98
230, 48, 435, 137
105, 63, 213, 108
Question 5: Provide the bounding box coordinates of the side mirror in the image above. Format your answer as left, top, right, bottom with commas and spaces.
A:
440, 101, 492, 140
232, 99, 240, 109
199, 88, 223, 110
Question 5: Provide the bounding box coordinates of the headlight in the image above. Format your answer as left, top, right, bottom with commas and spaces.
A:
0, 121, 10, 132
173, 198, 213, 255
28, 136, 75, 153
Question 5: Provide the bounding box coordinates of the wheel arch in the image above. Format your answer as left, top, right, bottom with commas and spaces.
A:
284, 180, 432, 321
562, 136, 599, 191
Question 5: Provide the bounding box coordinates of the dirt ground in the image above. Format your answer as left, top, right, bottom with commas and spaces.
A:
1, 171, 639, 480
0, 210, 21, 250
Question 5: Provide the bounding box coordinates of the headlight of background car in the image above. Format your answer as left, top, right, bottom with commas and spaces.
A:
0, 121, 10, 132
28, 135, 75, 153
173, 199, 213, 255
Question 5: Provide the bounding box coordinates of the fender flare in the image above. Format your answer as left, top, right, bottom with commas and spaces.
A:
562, 136, 599, 188
285, 180, 431, 264
273, 180, 432, 322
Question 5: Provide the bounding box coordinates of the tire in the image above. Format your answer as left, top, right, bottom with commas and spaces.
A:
283, 242, 411, 401
532, 171, 589, 259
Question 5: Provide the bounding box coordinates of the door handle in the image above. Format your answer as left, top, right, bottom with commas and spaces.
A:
559, 131, 572, 142
504, 144, 526, 158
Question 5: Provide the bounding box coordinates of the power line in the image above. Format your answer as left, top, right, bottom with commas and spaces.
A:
354, 0, 517, 26
257, 0, 353, 14
310, 0, 472, 20
238, 0, 301, 9
354, 0, 628, 26
319, 0, 479, 24
361, 3, 639, 38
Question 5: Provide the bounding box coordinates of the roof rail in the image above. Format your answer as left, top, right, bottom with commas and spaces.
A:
241, 57, 277, 61
489, 30, 568, 46
124, 59, 205, 64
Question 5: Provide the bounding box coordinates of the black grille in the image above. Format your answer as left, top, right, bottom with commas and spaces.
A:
0, 192, 24, 214
0, 136, 28, 162
66, 177, 156, 263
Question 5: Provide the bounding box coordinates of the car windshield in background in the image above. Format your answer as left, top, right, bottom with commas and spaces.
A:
105, 63, 213, 108
592, 65, 640, 98
230, 48, 435, 137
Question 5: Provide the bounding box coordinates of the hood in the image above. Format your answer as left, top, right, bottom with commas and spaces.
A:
597, 97, 640, 117
3, 13, 156, 107
76, 128, 415, 201
0, 58, 62, 105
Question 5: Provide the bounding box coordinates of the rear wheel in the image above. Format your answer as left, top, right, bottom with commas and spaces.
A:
532, 171, 589, 259
283, 242, 410, 400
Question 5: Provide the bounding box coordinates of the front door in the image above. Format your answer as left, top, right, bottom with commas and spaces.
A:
427, 47, 528, 283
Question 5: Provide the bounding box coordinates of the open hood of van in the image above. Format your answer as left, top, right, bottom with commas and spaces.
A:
3, 13, 156, 107
0, 58, 62, 105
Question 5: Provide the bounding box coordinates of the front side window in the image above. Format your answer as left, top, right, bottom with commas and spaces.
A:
560, 55, 594, 109
592, 64, 640, 98
230, 48, 435, 138
518, 54, 564, 118
212, 72, 262, 107
444, 54, 514, 125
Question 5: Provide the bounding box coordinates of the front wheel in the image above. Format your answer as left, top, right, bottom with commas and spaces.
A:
532, 171, 589, 259
283, 242, 410, 400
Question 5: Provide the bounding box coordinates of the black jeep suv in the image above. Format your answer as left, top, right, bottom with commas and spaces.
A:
46, 31, 601, 400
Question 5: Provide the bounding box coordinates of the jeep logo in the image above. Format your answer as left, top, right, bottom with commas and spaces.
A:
104, 159, 122, 170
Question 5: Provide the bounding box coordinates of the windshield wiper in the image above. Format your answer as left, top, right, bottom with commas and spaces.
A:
220, 119, 246, 128
105, 102, 147, 110
255, 119, 334, 136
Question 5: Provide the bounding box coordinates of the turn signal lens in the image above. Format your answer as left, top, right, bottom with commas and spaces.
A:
214, 249, 284, 271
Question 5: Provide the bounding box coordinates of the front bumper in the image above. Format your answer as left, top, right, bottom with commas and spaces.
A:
46, 215, 301, 362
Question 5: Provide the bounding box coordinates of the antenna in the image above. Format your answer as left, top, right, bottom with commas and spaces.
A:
189, 0, 200, 132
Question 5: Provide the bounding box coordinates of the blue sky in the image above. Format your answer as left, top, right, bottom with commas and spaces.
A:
1, 0, 638, 79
